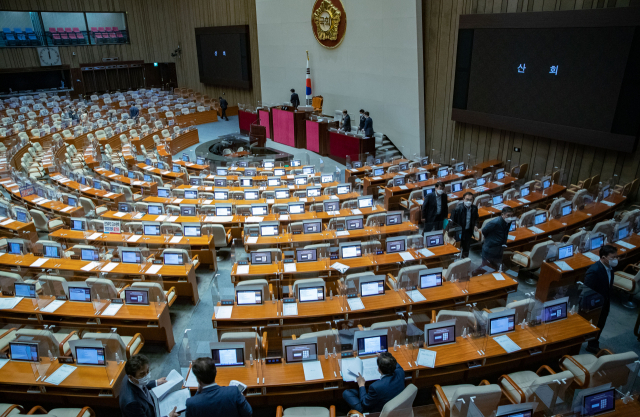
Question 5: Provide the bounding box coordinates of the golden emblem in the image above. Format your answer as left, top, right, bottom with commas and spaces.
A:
313, 0, 341, 41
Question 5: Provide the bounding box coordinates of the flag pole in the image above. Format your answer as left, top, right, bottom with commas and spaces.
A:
306, 51, 312, 106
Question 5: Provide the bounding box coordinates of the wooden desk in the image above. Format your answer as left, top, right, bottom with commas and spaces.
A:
49, 229, 217, 268
306, 119, 339, 156
136, 163, 187, 183
172, 109, 218, 126
0, 179, 84, 222
475, 184, 567, 223
362, 164, 441, 196
173, 160, 207, 173
472, 159, 503, 173
94, 167, 158, 195
328, 131, 375, 165
0, 218, 38, 243
176, 181, 339, 193
163, 129, 199, 155
384, 170, 478, 210
202, 172, 322, 182
345, 159, 410, 182
0, 253, 199, 305
0, 297, 175, 351
448, 176, 519, 201
141, 192, 361, 208
50, 173, 125, 205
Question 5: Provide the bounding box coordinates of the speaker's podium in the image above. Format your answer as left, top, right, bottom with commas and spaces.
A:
329, 129, 375, 165
306, 117, 339, 156
250, 124, 266, 148
271, 106, 307, 149
238, 108, 258, 135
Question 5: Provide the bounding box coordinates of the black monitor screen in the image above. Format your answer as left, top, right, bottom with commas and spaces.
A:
285, 343, 317, 363
324, 201, 339, 212
125, 289, 149, 305
357, 335, 388, 355
427, 325, 455, 347
212, 348, 244, 366
236, 289, 262, 305
251, 251, 271, 264
420, 272, 443, 289
386, 239, 405, 254
303, 221, 322, 234
583, 389, 615, 416
296, 249, 317, 262
144, 225, 160, 236
425, 233, 444, 248
346, 218, 363, 230
386, 213, 402, 226
543, 302, 567, 323
489, 315, 515, 335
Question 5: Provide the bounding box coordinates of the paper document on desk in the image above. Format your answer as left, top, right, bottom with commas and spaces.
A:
328, 211, 341, 216
246, 237, 258, 244
617, 240, 636, 249
0, 297, 23, 310
44, 364, 76, 385
284, 263, 297, 273
159, 388, 190, 416
170, 236, 182, 244
600, 200, 616, 207
101, 303, 123, 316
209, 216, 233, 223
417, 248, 435, 258
299, 198, 307, 202
331, 262, 349, 274
416, 349, 436, 368
283, 303, 298, 316
267, 199, 275, 204
146, 264, 162, 274
167, 216, 178, 222
341, 357, 381, 382
185, 369, 198, 388
230, 380, 247, 393
236, 265, 250, 275
128, 235, 142, 242
81, 262, 101, 271
101, 262, 119, 272
518, 198, 530, 204
336, 231, 349, 237
245, 216, 264, 223
113, 212, 126, 218
330, 195, 339, 199
156, 215, 168, 222
279, 215, 289, 221
508, 235, 516, 241
372, 176, 382, 180
493, 335, 521, 353
303, 361, 324, 381
399, 252, 414, 261
41, 300, 65, 313
30, 257, 49, 267
88, 233, 102, 240
203, 200, 213, 205
60, 206, 73, 212
104, 193, 115, 197
133, 213, 144, 219
215, 306, 233, 319
108, 174, 117, 178
351, 209, 362, 215
173, 198, 183, 204
407, 290, 426, 302
399, 185, 408, 190
493, 273, 506, 281
494, 181, 504, 186
0, 219, 14, 226
554, 261, 573, 271
347, 297, 365, 311
528, 227, 544, 234
152, 370, 184, 401
583, 252, 600, 262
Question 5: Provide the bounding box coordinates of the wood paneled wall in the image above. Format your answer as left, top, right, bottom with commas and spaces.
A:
0, 0, 261, 106
423, 0, 640, 198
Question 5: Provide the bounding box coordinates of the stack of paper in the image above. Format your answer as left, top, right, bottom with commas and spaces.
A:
81, 262, 101, 271
284, 263, 297, 273
101, 303, 123, 316
554, 261, 573, 271
146, 264, 163, 274
418, 248, 434, 258
101, 262, 119, 272
236, 265, 250, 274
601, 200, 616, 207
283, 303, 298, 316
215, 306, 233, 319
167, 216, 179, 222
347, 297, 365, 311
493, 335, 521, 353
60, 207, 74, 212
331, 262, 349, 273
303, 361, 324, 381
128, 235, 142, 242
341, 357, 381, 382
492, 272, 506, 281
152, 370, 191, 416
416, 349, 436, 368
210, 216, 233, 223
41, 300, 65, 313
0, 297, 23, 310
44, 364, 76, 385
173, 199, 183, 204
399, 252, 414, 261
407, 290, 426, 302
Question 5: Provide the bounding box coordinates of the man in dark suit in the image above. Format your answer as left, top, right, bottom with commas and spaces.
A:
290, 89, 300, 109
358, 109, 366, 132
422, 181, 448, 232
120, 354, 179, 417
342, 352, 405, 413
340, 109, 351, 132
186, 357, 252, 417
219, 96, 229, 121
451, 192, 479, 257
363, 111, 374, 137
129, 104, 139, 119
584, 244, 618, 353
481, 206, 515, 269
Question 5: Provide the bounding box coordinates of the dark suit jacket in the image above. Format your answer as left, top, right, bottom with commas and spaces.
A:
186, 384, 252, 417
119, 378, 158, 417
422, 192, 448, 224
220, 99, 228, 110
364, 117, 373, 136
481, 216, 510, 256
359, 114, 366, 129
585, 261, 613, 304
357, 364, 405, 413
129, 107, 139, 118
451, 203, 478, 231
290, 93, 300, 107
342, 114, 351, 132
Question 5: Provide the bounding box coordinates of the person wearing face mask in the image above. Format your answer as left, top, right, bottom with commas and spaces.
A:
120, 354, 180, 417
481, 206, 516, 269
357, 109, 366, 132
451, 192, 479, 257
584, 244, 618, 353
422, 181, 448, 232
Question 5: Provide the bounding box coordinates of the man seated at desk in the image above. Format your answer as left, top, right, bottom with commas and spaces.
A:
342, 352, 405, 413
186, 357, 253, 417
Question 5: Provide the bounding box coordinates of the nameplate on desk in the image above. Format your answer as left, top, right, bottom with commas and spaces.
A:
58, 356, 75, 364
336, 226, 344, 231
347, 293, 359, 298
111, 258, 121, 263
341, 350, 354, 358
283, 259, 294, 263
330, 254, 339, 260
282, 297, 296, 303
238, 261, 248, 265
153, 260, 163, 264
0, 352, 7, 359
265, 357, 282, 364
56, 295, 68, 301
250, 233, 258, 237
70, 255, 80, 260
292, 231, 301, 235
376, 250, 384, 255
33, 252, 43, 257
110, 298, 123, 304
220, 299, 234, 306
1, 290, 13, 296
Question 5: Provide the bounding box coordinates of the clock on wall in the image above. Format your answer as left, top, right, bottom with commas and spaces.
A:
37, 47, 61, 66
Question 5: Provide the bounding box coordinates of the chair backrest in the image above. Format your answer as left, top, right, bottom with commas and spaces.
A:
447, 384, 502, 417
505, 298, 537, 323
29, 209, 48, 229
443, 258, 471, 281
549, 198, 567, 218
366, 213, 387, 227
131, 282, 166, 302
257, 248, 282, 262
86, 277, 118, 299
473, 194, 491, 207
397, 265, 428, 287
436, 310, 477, 334
566, 229, 587, 247
342, 271, 375, 290
236, 279, 269, 299
379, 384, 418, 417
518, 209, 537, 227
528, 240, 555, 269
592, 220, 616, 243
293, 278, 325, 299
587, 351, 639, 388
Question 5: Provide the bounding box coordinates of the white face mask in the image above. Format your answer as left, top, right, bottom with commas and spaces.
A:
464, 201, 472, 207
135, 372, 152, 386
608, 259, 618, 268
436, 189, 444, 195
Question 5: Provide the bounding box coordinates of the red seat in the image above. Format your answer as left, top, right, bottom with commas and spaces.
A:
98, 27, 105, 32
49, 27, 56, 33
76, 32, 84, 40
72, 27, 80, 33
112, 27, 119, 31
106, 27, 113, 32
116, 32, 123, 38
57, 27, 63, 33
69, 33, 77, 40
91, 27, 98, 33
52, 33, 61, 44
109, 33, 116, 38
65, 28, 72, 33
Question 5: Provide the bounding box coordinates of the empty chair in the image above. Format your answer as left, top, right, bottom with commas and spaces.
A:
129, 281, 176, 306
15, 328, 78, 357
83, 332, 143, 360
433, 382, 501, 417
443, 258, 470, 281
435, 310, 477, 334
499, 367, 574, 405
563, 229, 587, 247
511, 240, 554, 271
591, 219, 616, 242
559, 350, 638, 389
86, 277, 121, 299
29, 209, 64, 232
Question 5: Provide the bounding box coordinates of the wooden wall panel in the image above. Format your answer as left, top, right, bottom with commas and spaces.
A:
0, 0, 261, 106
424, 0, 640, 199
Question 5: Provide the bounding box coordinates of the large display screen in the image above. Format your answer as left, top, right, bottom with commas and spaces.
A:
195, 25, 252, 89
452, 9, 640, 152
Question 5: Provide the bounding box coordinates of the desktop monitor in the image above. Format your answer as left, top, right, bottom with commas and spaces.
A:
346, 216, 363, 230
274, 168, 286, 176
424, 231, 444, 248
283, 340, 318, 363
615, 223, 630, 242
184, 189, 198, 199
43, 244, 60, 259
542, 176, 552, 190
288, 202, 305, 214
534, 212, 546, 225
353, 161, 363, 169
172, 165, 181, 173
216, 204, 232, 216
69, 286, 92, 302
125, 288, 149, 305
80, 176, 87, 185
454, 162, 465, 173
386, 236, 406, 254
145, 159, 152, 166
590, 235, 605, 251
0, 204, 8, 218
542, 297, 568, 324
268, 178, 281, 187
291, 159, 301, 167
157, 187, 171, 198
121, 249, 142, 264
492, 195, 503, 206
214, 177, 227, 187
476, 177, 486, 186
182, 154, 189, 162
496, 408, 533, 417
15, 209, 28, 223
295, 176, 307, 185
14, 282, 36, 298
75, 346, 106, 366
7, 240, 24, 255
144, 174, 152, 182
183, 223, 201, 237
373, 167, 385, 176
238, 161, 248, 168
190, 177, 202, 186
495, 168, 505, 180
67, 196, 77, 207
148, 204, 163, 215
354, 330, 388, 356
375, 158, 383, 164
386, 211, 402, 226
416, 171, 429, 182
360, 275, 386, 297
602, 185, 611, 200
419, 268, 443, 289
211, 343, 244, 367
307, 187, 321, 197
9, 342, 39, 362
337, 184, 351, 195
250, 251, 272, 264
509, 222, 516, 232
197, 157, 205, 165
321, 174, 333, 184
438, 168, 449, 178
114, 166, 121, 175
302, 166, 315, 175
298, 285, 325, 302
302, 220, 322, 234
164, 251, 184, 265
488, 310, 516, 336
181, 204, 196, 216
259, 222, 279, 237
323, 201, 339, 212
421, 157, 429, 166
398, 162, 409, 171
70, 217, 86, 231
393, 176, 405, 187
275, 189, 289, 199
216, 168, 228, 176
263, 160, 275, 169
214, 190, 229, 200
118, 202, 132, 213
81, 248, 100, 261
251, 204, 268, 216
358, 196, 373, 209
450, 181, 463, 193
422, 187, 435, 199
340, 242, 362, 259
244, 189, 259, 200
245, 169, 258, 177
128, 172, 135, 180
240, 177, 253, 187
558, 244, 574, 261
582, 388, 615, 416
236, 289, 263, 305
296, 248, 317, 262
561, 203, 572, 217
425, 320, 456, 347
